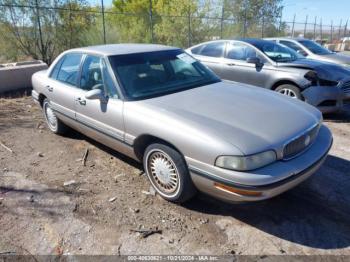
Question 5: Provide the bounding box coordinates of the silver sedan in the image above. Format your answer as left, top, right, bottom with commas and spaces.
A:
32, 44, 333, 203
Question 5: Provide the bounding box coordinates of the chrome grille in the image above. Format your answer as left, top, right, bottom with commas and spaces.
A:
283, 124, 320, 160
341, 81, 350, 94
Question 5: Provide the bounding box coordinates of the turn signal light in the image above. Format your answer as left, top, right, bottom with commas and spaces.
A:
214, 182, 262, 197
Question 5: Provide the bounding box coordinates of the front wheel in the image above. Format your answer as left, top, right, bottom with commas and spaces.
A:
143, 143, 197, 203
275, 84, 302, 100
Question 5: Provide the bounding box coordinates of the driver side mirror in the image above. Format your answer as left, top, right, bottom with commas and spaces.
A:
85, 88, 107, 103
246, 57, 263, 66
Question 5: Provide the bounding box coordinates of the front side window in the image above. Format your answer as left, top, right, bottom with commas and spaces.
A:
198, 42, 225, 58
56, 53, 83, 86
108, 49, 220, 100
226, 42, 258, 61
252, 42, 302, 62
80, 55, 119, 98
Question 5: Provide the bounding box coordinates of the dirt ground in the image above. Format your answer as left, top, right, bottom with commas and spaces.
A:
0, 96, 350, 256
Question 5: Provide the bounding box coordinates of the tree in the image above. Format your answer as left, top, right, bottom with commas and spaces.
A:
0, 0, 95, 64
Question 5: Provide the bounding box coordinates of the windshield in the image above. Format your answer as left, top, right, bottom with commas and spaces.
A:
108, 49, 220, 100
252, 41, 302, 62
298, 40, 333, 55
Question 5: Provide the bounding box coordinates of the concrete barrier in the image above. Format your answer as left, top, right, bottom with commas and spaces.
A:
0, 60, 48, 94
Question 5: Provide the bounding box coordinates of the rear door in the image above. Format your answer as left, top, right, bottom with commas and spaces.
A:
74, 54, 125, 143
190, 42, 226, 78
46, 53, 84, 120
221, 42, 270, 88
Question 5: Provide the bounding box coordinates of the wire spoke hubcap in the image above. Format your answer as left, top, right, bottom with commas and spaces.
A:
148, 151, 179, 194
278, 88, 297, 98
45, 103, 57, 129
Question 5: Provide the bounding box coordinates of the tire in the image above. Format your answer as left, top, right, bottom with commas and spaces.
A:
275, 84, 302, 100
42, 98, 67, 135
143, 143, 197, 203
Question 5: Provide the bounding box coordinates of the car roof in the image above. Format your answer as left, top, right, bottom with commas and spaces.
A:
265, 37, 308, 41
67, 44, 180, 56
236, 38, 275, 45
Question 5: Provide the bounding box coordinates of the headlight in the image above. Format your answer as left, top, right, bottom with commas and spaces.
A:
215, 150, 277, 171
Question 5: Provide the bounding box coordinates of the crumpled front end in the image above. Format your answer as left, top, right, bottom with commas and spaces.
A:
301, 76, 350, 113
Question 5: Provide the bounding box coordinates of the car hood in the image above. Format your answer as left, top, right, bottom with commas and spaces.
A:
140, 81, 321, 155
277, 58, 350, 82
320, 53, 350, 65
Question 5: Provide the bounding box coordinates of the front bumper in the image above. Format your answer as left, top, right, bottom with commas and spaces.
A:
31, 89, 40, 104
302, 85, 350, 113
186, 125, 333, 202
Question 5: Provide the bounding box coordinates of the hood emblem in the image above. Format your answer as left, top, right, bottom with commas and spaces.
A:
304, 135, 311, 147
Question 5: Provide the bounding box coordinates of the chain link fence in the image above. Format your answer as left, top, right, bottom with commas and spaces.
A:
0, 0, 349, 64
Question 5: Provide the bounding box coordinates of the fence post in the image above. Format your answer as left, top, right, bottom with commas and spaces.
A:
261, 14, 264, 38
338, 19, 343, 40
243, 1, 247, 37
188, 5, 191, 47
34, 0, 45, 62
331, 20, 333, 42
149, 0, 154, 43
344, 19, 348, 38
303, 15, 308, 37
101, 0, 106, 44
220, 3, 224, 39
291, 14, 296, 37
313, 16, 317, 39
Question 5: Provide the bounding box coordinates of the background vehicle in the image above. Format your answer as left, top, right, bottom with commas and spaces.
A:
32, 44, 332, 204
187, 39, 350, 113
267, 38, 350, 67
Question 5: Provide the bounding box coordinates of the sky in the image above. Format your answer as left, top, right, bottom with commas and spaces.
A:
282, 0, 350, 26
91, 0, 350, 26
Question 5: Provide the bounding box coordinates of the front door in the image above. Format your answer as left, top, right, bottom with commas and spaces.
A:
221, 42, 270, 88
74, 55, 125, 146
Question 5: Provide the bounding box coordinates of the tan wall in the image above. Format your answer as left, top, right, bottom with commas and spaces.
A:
0, 61, 48, 93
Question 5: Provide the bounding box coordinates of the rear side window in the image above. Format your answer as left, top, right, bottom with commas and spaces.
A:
198, 42, 225, 58
56, 53, 83, 86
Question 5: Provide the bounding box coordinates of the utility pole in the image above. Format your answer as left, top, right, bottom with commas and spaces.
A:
101, 0, 106, 44
188, 5, 191, 47
331, 20, 333, 42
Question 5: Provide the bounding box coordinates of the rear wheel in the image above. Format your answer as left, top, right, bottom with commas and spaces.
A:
275, 84, 302, 100
42, 98, 67, 134
143, 143, 197, 203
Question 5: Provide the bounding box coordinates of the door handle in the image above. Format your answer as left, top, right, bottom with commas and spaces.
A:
227, 63, 235, 66
46, 85, 53, 92
76, 97, 86, 106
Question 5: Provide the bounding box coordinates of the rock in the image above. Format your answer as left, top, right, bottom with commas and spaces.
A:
142, 186, 156, 196
37, 152, 44, 157
199, 218, 209, 224
63, 180, 77, 187
3, 168, 8, 172
130, 208, 140, 213
109, 196, 117, 202
168, 239, 174, 244
28, 195, 34, 202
